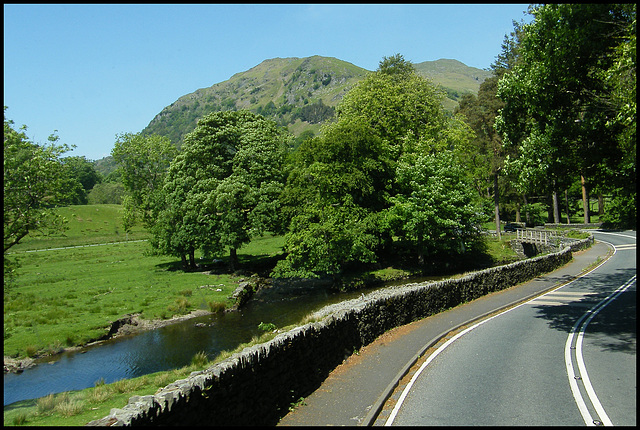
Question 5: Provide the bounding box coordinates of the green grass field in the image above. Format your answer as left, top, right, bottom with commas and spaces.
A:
8, 204, 149, 252
4, 205, 284, 359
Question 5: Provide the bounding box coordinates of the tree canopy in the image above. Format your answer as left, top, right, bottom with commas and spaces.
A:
274, 55, 482, 278
4, 108, 78, 280
111, 132, 178, 231
60, 155, 102, 205
150, 110, 292, 270
496, 4, 636, 227
274, 119, 393, 278
335, 54, 451, 159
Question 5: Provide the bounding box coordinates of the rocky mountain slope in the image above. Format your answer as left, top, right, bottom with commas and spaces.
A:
141, 55, 492, 148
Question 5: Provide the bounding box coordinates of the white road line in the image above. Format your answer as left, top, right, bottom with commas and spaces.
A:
565, 274, 636, 426
384, 309, 511, 426
593, 231, 636, 240
527, 291, 600, 307
384, 241, 616, 427
547, 291, 599, 296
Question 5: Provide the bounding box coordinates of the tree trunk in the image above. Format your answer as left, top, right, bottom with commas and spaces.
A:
581, 175, 590, 224
515, 201, 521, 223
181, 254, 188, 270
523, 194, 531, 227
494, 173, 501, 240
229, 248, 238, 272
565, 189, 571, 224
189, 248, 197, 269
598, 194, 604, 216
552, 180, 560, 224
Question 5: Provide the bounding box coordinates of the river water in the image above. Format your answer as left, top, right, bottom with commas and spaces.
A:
3, 277, 439, 406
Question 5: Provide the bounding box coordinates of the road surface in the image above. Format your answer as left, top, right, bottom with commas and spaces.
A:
385, 230, 636, 426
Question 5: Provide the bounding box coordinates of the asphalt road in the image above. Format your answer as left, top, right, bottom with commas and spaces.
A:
385, 230, 636, 426
279, 233, 621, 426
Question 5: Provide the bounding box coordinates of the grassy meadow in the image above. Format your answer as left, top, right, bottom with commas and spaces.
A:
7, 204, 149, 252
4, 204, 284, 359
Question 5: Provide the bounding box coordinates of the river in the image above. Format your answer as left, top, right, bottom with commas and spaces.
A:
4, 276, 440, 406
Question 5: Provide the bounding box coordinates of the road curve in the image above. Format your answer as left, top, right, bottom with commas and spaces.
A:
384, 230, 636, 426
278, 233, 618, 426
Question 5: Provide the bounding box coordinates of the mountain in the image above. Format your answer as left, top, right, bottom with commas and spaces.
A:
141, 56, 493, 149
414, 58, 493, 110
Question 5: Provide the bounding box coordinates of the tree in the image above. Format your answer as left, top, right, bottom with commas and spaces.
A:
152, 111, 291, 270
274, 119, 393, 278
377, 53, 415, 78
87, 182, 124, 204
496, 4, 635, 225
4, 108, 75, 279
454, 23, 524, 233
149, 171, 204, 270
335, 54, 450, 159
597, 3, 636, 228
455, 77, 506, 235
386, 151, 483, 268
275, 54, 480, 278
454, 21, 526, 232
111, 132, 178, 231
61, 155, 102, 204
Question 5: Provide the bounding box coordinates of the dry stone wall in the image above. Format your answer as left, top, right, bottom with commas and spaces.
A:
87, 237, 591, 426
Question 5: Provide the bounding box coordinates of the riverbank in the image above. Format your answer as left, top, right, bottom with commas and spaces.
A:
4, 246, 517, 375
3, 309, 215, 374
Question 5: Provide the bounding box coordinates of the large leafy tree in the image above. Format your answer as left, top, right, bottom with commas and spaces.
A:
152, 110, 291, 270
386, 151, 483, 268
497, 4, 635, 226
597, 3, 636, 227
275, 54, 480, 277
335, 54, 451, 159
60, 155, 102, 205
274, 119, 393, 278
111, 132, 178, 231
454, 23, 523, 234
455, 76, 507, 235
4, 108, 76, 279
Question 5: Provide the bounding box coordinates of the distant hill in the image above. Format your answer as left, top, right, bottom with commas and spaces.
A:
94, 56, 492, 176
141, 56, 492, 148
414, 58, 493, 110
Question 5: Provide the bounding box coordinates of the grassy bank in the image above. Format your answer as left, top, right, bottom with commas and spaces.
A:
4, 331, 286, 426
4, 205, 285, 360
4, 240, 239, 358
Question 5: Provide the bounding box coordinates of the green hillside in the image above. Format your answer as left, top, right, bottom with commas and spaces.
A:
142, 56, 368, 148
414, 58, 493, 110
141, 56, 492, 149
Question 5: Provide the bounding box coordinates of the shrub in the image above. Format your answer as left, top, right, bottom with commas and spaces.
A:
54, 398, 85, 417
36, 394, 58, 415
168, 297, 191, 314
208, 301, 226, 313
191, 351, 209, 367
258, 322, 277, 332
12, 411, 29, 425
86, 384, 113, 404
25, 345, 39, 357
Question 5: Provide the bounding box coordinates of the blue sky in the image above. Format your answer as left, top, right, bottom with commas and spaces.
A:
4, 4, 532, 161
